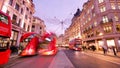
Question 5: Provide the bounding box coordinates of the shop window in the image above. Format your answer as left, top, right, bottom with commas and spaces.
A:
107, 39, 115, 47
10, 30, 18, 46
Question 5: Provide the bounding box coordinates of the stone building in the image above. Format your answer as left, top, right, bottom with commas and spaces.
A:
66, 0, 120, 51
65, 8, 81, 44
0, 0, 44, 50
80, 0, 120, 51
32, 16, 46, 36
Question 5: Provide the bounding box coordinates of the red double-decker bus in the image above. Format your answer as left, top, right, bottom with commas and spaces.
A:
18, 32, 57, 56
18, 32, 39, 56
38, 32, 57, 55
0, 11, 11, 65
69, 38, 82, 51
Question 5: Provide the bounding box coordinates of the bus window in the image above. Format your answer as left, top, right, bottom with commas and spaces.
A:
38, 37, 51, 49
0, 37, 10, 51
20, 35, 34, 50
38, 32, 57, 55
0, 14, 8, 24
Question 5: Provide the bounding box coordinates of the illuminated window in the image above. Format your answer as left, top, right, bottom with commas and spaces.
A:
118, 3, 120, 9
100, 6, 106, 12
91, 5, 94, 9
114, 15, 119, 21
88, 17, 91, 21
94, 21, 97, 26
98, 0, 104, 3
103, 26, 112, 33
111, 3, 116, 9
102, 16, 108, 23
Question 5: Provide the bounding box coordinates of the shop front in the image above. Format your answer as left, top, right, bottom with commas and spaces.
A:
10, 30, 19, 53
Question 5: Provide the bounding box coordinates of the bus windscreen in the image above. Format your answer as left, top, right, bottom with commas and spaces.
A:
0, 14, 8, 24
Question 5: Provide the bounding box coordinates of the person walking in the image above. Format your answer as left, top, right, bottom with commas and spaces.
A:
102, 45, 107, 55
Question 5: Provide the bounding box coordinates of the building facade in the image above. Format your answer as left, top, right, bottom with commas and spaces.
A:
0, 0, 35, 48
32, 16, 46, 36
66, 0, 120, 51
81, 0, 120, 51
65, 8, 81, 44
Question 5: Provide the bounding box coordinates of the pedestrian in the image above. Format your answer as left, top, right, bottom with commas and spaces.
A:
6, 41, 10, 49
91, 45, 96, 51
102, 45, 107, 55
111, 46, 117, 56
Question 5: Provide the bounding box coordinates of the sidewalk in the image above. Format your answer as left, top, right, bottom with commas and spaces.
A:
48, 50, 75, 68
10, 52, 18, 58
84, 50, 120, 64
86, 50, 120, 58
